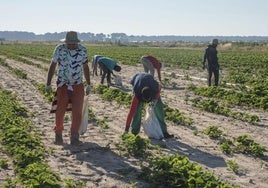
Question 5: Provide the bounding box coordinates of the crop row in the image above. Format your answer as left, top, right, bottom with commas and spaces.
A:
0, 62, 238, 187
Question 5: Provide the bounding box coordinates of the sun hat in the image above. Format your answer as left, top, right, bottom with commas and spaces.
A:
63, 31, 80, 44
141, 87, 153, 102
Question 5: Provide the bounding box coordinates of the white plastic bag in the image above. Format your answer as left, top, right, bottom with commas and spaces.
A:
142, 106, 164, 139
114, 75, 123, 87
79, 96, 89, 135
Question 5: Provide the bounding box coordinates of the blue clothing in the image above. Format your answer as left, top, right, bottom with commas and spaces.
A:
97, 57, 117, 72
130, 73, 159, 101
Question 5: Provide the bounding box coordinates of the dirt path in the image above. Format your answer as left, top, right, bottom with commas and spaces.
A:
0, 56, 267, 187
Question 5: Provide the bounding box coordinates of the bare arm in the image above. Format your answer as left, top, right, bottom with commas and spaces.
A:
46, 62, 57, 86
83, 63, 91, 85
157, 68, 162, 82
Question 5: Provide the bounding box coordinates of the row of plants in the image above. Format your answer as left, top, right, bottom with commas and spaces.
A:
0, 88, 62, 187
203, 126, 267, 157
1, 44, 268, 119
115, 134, 239, 187
0, 57, 28, 79
1, 59, 234, 187
2, 44, 268, 120
0, 63, 243, 188
190, 97, 260, 123
188, 84, 268, 110
2, 43, 268, 83
0, 62, 91, 187
3, 53, 263, 158
0, 43, 266, 187
0, 50, 48, 72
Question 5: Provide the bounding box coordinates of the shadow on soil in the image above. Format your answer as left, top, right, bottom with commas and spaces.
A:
150, 138, 227, 168
63, 141, 148, 187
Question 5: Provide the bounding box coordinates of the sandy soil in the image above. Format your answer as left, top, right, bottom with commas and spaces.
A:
0, 55, 267, 188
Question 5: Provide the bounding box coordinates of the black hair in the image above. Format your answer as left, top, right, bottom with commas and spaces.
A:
141, 87, 153, 102
114, 65, 121, 72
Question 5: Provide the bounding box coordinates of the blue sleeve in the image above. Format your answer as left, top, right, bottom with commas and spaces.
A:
130, 73, 139, 86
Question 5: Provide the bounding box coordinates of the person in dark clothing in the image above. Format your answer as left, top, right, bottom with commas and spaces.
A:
97, 57, 121, 87
202, 39, 220, 86
124, 72, 173, 139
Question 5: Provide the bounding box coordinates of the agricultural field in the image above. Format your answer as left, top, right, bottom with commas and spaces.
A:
0, 42, 267, 187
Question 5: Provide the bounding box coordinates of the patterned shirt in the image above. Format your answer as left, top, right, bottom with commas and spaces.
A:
52, 44, 88, 90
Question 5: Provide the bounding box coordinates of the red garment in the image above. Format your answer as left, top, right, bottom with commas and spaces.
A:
125, 84, 162, 128
145, 56, 162, 81
53, 84, 84, 135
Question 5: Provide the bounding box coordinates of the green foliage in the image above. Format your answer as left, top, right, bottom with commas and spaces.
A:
0, 158, 9, 169
163, 104, 194, 127
234, 135, 267, 157
1, 43, 267, 187
96, 115, 109, 129
219, 135, 267, 157
64, 178, 85, 188
2, 177, 17, 188
189, 83, 268, 111
12, 68, 27, 79
190, 97, 260, 123
19, 163, 61, 187
117, 133, 150, 157
204, 126, 223, 139
220, 139, 233, 154
35, 83, 55, 102
227, 160, 240, 174
140, 154, 238, 188
0, 88, 63, 187
93, 84, 132, 106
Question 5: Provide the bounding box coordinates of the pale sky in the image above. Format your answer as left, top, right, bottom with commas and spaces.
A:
1, 0, 268, 36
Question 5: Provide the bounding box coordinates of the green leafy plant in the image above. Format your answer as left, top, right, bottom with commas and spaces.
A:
204, 126, 223, 139
116, 133, 150, 157
12, 68, 27, 79
140, 154, 238, 188
220, 139, 233, 154
234, 135, 267, 157
227, 160, 240, 174
0, 158, 9, 169
0, 88, 63, 187
64, 178, 85, 188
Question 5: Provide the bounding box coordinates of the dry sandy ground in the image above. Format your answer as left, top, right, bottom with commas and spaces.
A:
0, 55, 267, 188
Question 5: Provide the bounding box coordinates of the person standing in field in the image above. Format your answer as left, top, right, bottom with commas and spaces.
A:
45, 31, 91, 145
202, 39, 220, 86
97, 57, 121, 87
124, 72, 174, 139
141, 55, 163, 84
92, 54, 103, 76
